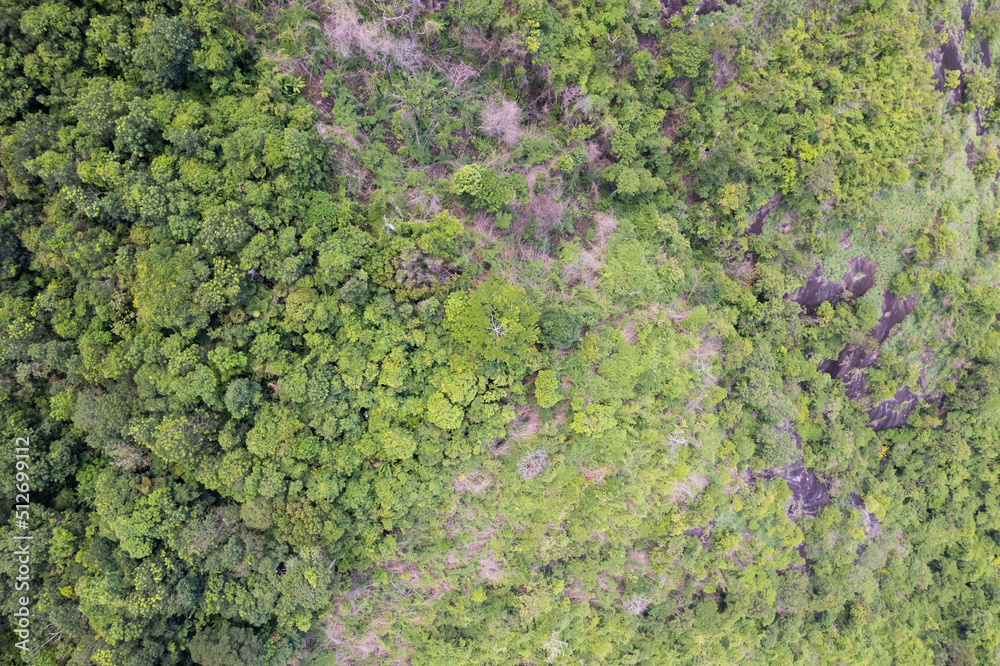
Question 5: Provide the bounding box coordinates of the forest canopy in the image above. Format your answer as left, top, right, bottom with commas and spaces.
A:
2, 0, 1000, 664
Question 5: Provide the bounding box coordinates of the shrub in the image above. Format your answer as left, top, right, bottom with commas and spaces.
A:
447, 0, 504, 29
452, 164, 527, 213
535, 370, 561, 408
539, 306, 583, 349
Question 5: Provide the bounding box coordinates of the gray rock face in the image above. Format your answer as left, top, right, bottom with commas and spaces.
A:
871, 291, 917, 344
843, 256, 877, 299
791, 256, 877, 313
816, 291, 921, 427
774, 460, 830, 516
793, 264, 845, 312
746, 192, 782, 235
868, 386, 920, 431
756, 427, 830, 518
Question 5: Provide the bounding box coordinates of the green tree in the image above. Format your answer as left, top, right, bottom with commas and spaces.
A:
445, 280, 540, 367
133, 16, 196, 90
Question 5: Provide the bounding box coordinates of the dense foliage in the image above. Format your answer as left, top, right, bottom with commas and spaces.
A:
2, 0, 1000, 663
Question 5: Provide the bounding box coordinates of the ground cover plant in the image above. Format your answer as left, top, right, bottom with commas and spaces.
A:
2, 0, 1000, 663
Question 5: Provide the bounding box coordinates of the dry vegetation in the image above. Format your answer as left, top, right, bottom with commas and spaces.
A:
480, 96, 523, 146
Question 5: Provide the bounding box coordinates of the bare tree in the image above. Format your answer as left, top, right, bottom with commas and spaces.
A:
623, 594, 650, 616
480, 96, 522, 147
542, 632, 568, 664
667, 430, 688, 458
486, 303, 510, 343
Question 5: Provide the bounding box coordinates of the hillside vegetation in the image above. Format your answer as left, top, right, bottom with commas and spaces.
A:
2, 0, 1000, 663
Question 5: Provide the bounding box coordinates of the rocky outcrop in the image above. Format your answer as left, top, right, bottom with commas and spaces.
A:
816, 291, 920, 428
746, 192, 782, 235
756, 427, 830, 518
792, 256, 878, 313
868, 386, 920, 432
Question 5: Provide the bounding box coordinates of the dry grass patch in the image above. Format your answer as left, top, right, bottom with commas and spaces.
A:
477, 550, 508, 585
578, 462, 609, 484
620, 316, 638, 344
321, 0, 423, 74
508, 404, 542, 440
453, 470, 492, 496
319, 612, 392, 665
510, 189, 566, 237
592, 210, 618, 249
564, 575, 600, 607
671, 472, 709, 503
562, 247, 602, 288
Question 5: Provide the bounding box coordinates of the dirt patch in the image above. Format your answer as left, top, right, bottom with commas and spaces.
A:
508, 404, 542, 440
967, 140, 976, 169
453, 470, 492, 496
578, 462, 609, 484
